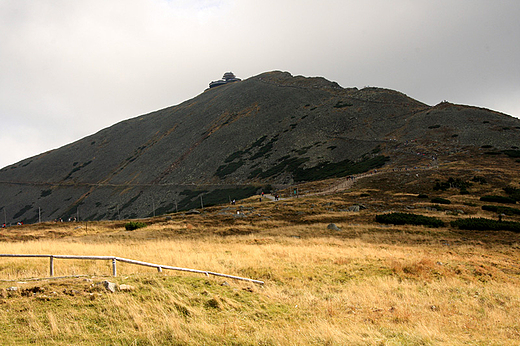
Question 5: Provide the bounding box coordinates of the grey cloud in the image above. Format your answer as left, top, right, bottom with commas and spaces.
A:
0, 0, 519, 168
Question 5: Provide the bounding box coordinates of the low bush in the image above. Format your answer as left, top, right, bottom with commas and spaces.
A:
375, 213, 445, 228
504, 187, 520, 202
431, 197, 451, 205
124, 221, 147, 231
433, 177, 471, 192
480, 195, 516, 204
482, 205, 520, 216
471, 176, 487, 184
417, 194, 429, 199
459, 188, 470, 195
450, 218, 520, 233
502, 150, 520, 158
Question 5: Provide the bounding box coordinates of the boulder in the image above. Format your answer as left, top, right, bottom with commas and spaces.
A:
119, 284, 135, 292
327, 223, 341, 231
185, 209, 201, 215
103, 281, 117, 293
347, 205, 360, 212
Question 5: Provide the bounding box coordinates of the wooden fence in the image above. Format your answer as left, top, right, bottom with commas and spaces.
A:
0, 254, 264, 285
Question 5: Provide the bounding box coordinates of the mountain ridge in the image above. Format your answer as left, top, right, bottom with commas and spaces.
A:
1, 71, 519, 223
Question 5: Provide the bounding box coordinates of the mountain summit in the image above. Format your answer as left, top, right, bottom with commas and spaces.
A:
1, 71, 519, 223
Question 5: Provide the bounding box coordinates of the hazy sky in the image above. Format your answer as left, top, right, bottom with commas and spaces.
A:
1, 0, 519, 169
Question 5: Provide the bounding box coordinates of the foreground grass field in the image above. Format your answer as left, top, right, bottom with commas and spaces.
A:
1, 160, 520, 345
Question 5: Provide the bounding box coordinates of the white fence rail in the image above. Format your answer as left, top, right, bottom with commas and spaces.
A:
0, 254, 264, 285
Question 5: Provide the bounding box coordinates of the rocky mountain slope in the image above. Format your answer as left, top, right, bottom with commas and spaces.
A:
1, 71, 519, 223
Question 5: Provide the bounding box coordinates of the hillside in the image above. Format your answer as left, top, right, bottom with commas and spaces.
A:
1, 71, 519, 224
0, 157, 520, 344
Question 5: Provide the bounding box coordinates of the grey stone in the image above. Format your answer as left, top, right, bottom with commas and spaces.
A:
185, 209, 201, 215
327, 223, 341, 231
119, 284, 135, 291
347, 205, 360, 212
103, 281, 117, 293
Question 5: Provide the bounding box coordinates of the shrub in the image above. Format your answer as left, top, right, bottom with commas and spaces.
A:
433, 177, 471, 191
480, 195, 516, 204
215, 160, 244, 178
125, 221, 147, 231
504, 187, 520, 202
375, 213, 445, 228
459, 188, 470, 195
417, 194, 429, 199
482, 205, 520, 216
431, 197, 451, 205
450, 218, 520, 233
333, 101, 353, 108
471, 176, 487, 184
502, 150, 520, 158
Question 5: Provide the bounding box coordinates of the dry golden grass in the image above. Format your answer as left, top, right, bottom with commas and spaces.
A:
0, 159, 519, 345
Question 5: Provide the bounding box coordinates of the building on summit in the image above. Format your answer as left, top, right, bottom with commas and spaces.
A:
209, 72, 241, 88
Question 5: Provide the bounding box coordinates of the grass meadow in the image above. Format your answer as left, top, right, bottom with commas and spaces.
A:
1, 161, 520, 345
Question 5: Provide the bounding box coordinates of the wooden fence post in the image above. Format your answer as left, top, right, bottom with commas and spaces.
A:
112, 258, 117, 277
49, 255, 54, 277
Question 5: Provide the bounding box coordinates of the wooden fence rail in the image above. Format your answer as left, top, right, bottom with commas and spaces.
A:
0, 254, 264, 285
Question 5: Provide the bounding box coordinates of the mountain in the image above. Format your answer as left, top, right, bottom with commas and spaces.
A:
1, 71, 519, 224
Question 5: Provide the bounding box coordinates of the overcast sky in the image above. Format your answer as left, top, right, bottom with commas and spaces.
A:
1, 0, 519, 169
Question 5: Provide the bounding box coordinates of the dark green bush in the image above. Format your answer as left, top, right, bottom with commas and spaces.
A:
433, 177, 472, 192
480, 195, 516, 204
215, 160, 244, 178
459, 188, 470, 195
504, 187, 520, 202
417, 194, 429, 199
482, 205, 520, 216
333, 101, 353, 108
125, 221, 147, 231
471, 176, 487, 184
375, 213, 445, 228
431, 197, 451, 204
502, 150, 520, 158
450, 218, 520, 232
